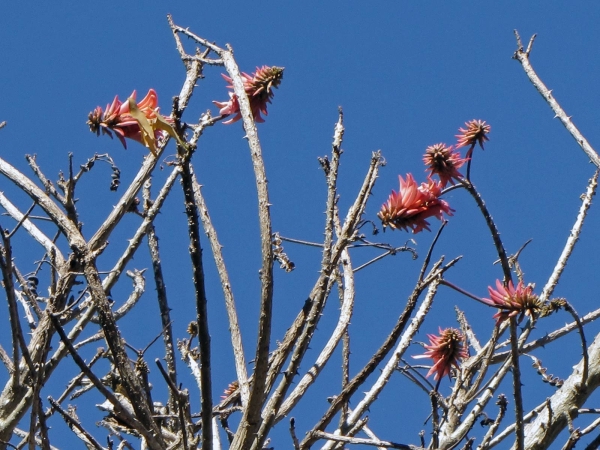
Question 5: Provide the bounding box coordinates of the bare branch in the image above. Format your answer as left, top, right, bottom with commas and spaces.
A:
190, 165, 249, 407
143, 180, 178, 410
540, 170, 598, 302
313, 431, 424, 449
218, 44, 275, 450
48, 314, 164, 450
320, 279, 440, 450
179, 154, 213, 449
513, 30, 600, 168
48, 397, 106, 450
302, 257, 460, 449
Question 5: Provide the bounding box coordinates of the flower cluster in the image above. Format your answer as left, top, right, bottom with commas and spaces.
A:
378, 174, 453, 233
214, 66, 284, 124
378, 119, 490, 233
456, 119, 491, 158
483, 279, 542, 325
87, 89, 175, 155
423, 143, 467, 187
413, 328, 468, 381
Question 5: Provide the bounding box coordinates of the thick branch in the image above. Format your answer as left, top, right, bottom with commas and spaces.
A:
220, 46, 274, 450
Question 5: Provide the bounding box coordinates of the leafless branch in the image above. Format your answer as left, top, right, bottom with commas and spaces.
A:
513, 30, 600, 168
190, 165, 249, 407
540, 170, 598, 302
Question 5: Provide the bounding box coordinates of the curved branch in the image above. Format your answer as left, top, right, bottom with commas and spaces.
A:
219, 47, 274, 450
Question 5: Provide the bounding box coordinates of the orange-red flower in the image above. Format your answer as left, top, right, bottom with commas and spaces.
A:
213, 66, 284, 124
413, 328, 468, 381
423, 143, 467, 187
378, 174, 453, 233
221, 380, 239, 400
483, 280, 542, 325
88, 89, 174, 154
456, 120, 491, 158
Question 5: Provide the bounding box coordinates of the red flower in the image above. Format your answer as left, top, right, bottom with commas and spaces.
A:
423, 143, 467, 187
483, 280, 542, 325
377, 174, 453, 233
413, 328, 468, 381
213, 65, 284, 124
88, 89, 174, 155
456, 120, 491, 158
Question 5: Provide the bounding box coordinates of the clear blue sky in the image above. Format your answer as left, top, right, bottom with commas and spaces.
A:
1, 3, 600, 449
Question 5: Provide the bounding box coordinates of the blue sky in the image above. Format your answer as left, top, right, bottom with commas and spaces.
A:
1, 2, 600, 449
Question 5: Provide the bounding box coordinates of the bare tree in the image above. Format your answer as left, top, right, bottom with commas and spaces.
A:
0, 19, 599, 450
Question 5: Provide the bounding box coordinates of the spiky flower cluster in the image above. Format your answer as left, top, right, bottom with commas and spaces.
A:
214, 66, 284, 124
423, 143, 467, 187
379, 120, 490, 233
483, 280, 542, 325
456, 119, 491, 158
87, 89, 174, 155
378, 174, 453, 234
413, 328, 468, 381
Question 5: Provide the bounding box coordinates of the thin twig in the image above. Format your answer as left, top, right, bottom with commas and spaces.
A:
0, 192, 65, 266
48, 397, 105, 450
272, 112, 347, 422
48, 314, 163, 449
0, 230, 35, 384
290, 418, 300, 450
155, 360, 190, 450
143, 180, 178, 411
478, 394, 508, 449
491, 306, 600, 364
262, 152, 384, 450
562, 301, 588, 389
419, 220, 447, 283
461, 179, 512, 284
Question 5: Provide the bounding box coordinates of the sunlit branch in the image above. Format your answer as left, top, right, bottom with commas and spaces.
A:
313, 431, 423, 450
491, 306, 600, 363
258, 110, 346, 438
513, 30, 600, 168
540, 170, 598, 302
216, 43, 274, 450
190, 165, 249, 407
320, 279, 440, 450
276, 244, 355, 421
303, 256, 460, 449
